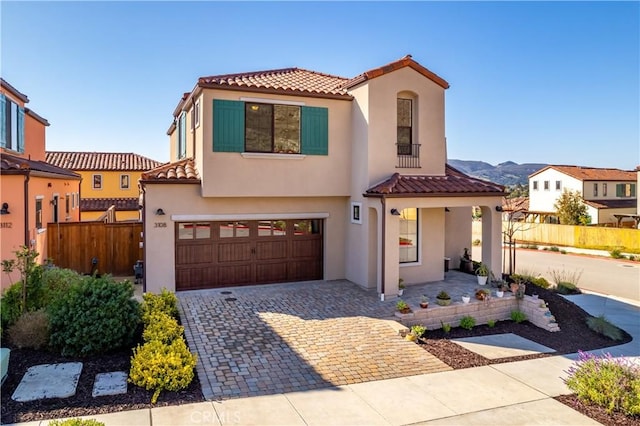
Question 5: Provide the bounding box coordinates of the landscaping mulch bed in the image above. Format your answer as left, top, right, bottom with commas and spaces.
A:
417, 285, 637, 426
1, 285, 636, 425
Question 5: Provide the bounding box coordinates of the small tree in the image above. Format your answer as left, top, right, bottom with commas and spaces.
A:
15, 246, 39, 313
554, 189, 590, 225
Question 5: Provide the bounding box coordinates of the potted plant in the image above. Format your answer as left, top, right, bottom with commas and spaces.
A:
398, 278, 405, 296
396, 299, 411, 314
460, 248, 473, 273
436, 290, 451, 306
420, 295, 429, 309
407, 324, 427, 342
475, 262, 489, 285
475, 288, 490, 301
496, 288, 505, 298
461, 293, 471, 304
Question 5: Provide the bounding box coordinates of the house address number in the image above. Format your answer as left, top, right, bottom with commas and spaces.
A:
0, 223, 12, 228
154, 222, 167, 228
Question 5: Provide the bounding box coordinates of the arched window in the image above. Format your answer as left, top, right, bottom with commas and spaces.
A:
397, 98, 412, 155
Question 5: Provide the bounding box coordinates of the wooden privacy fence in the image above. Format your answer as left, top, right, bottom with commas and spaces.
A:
47, 222, 143, 276
505, 222, 640, 251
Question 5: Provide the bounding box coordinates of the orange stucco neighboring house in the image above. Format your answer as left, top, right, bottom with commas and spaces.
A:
141, 55, 506, 297
46, 151, 163, 222
1, 79, 81, 289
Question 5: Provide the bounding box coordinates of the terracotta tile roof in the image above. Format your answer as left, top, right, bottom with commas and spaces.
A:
584, 199, 637, 209
502, 196, 529, 212
198, 68, 350, 99
530, 165, 636, 182
140, 158, 200, 182
1, 152, 80, 178
45, 151, 164, 171
365, 165, 505, 197
81, 197, 140, 212
343, 55, 449, 90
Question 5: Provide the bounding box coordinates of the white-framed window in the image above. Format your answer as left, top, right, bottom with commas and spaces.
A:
532, 181, 538, 191
544, 181, 550, 191
178, 111, 187, 159
555, 180, 561, 191
351, 202, 362, 224
593, 183, 598, 197
65, 193, 70, 215
120, 174, 130, 190
399, 208, 418, 263
92, 174, 102, 190
35, 196, 44, 229
192, 99, 200, 129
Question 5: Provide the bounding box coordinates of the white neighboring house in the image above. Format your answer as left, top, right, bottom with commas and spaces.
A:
528, 165, 637, 226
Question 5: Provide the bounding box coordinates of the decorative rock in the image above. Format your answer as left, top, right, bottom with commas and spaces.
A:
12, 362, 82, 402
92, 371, 128, 397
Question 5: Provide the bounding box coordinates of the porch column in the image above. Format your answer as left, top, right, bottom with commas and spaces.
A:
480, 205, 503, 279
383, 206, 400, 298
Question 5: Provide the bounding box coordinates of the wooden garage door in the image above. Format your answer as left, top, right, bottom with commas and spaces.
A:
175, 219, 323, 291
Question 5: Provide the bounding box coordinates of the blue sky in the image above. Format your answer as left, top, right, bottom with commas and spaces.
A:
2, 1, 638, 169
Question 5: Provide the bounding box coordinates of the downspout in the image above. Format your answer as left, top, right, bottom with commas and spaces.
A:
23, 172, 30, 247
380, 196, 386, 300
140, 182, 147, 293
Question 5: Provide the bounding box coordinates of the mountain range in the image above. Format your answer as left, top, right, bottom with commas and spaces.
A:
447, 160, 548, 186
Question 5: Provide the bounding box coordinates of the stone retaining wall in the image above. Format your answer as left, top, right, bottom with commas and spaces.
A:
395, 294, 560, 332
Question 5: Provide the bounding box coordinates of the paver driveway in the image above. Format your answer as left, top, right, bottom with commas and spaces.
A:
178, 280, 451, 400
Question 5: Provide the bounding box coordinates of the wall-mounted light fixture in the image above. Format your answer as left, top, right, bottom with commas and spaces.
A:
390, 208, 401, 216
155, 208, 166, 216
495, 206, 504, 212
0, 203, 9, 215
445, 207, 450, 212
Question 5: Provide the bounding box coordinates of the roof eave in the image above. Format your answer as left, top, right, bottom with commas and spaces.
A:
363, 191, 506, 198
197, 83, 353, 101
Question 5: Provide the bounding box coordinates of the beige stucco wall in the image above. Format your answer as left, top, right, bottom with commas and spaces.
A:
143, 183, 348, 293
196, 90, 352, 198
445, 207, 474, 269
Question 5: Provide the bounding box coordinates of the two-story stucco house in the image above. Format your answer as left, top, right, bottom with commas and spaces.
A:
140, 55, 505, 297
46, 151, 163, 222
528, 165, 637, 226
0, 79, 81, 289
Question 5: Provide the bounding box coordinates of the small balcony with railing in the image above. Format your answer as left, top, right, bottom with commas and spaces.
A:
396, 143, 421, 168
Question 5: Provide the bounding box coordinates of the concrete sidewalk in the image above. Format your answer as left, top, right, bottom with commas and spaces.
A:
10, 293, 638, 426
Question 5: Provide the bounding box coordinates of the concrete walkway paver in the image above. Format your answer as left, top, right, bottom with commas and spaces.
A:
11, 363, 83, 402
453, 333, 555, 359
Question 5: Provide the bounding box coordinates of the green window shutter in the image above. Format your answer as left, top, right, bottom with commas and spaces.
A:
616, 184, 623, 197
17, 107, 25, 153
631, 184, 636, 197
213, 100, 244, 152
0, 95, 6, 148
300, 106, 328, 155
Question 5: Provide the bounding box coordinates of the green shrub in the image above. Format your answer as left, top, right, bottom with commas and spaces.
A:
129, 337, 197, 404
1, 282, 23, 332
549, 246, 560, 252
143, 312, 184, 344
48, 418, 105, 426
529, 276, 551, 289
40, 267, 83, 306
609, 248, 624, 259
410, 324, 426, 338
487, 319, 497, 328
7, 310, 49, 349
459, 316, 476, 330
396, 300, 410, 312
510, 310, 527, 323
141, 288, 179, 324
48, 276, 140, 356
586, 315, 624, 341
440, 321, 451, 334
556, 281, 581, 295
565, 351, 640, 416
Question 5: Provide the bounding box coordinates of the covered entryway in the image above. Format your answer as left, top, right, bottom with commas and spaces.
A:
175, 219, 323, 290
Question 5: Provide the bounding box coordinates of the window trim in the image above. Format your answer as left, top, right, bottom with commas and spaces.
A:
92, 174, 102, 190
603, 183, 607, 197
593, 183, 598, 197
120, 174, 130, 190
532, 181, 539, 191
35, 196, 44, 230
351, 202, 362, 225
397, 98, 413, 156
555, 180, 561, 191
543, 180, 550, 191
244, 102, 301, 154
192, 99, 200, 129
399, 208, 419, 264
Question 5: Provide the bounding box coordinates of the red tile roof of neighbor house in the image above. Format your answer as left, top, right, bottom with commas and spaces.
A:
365, 165, 505, 197
0, 152, 80, 178
81, 198, 140, 212
530, 165, 636, 181
140, 158, 200, 182
502, 196, 529, 212
45, 151, 164, 171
